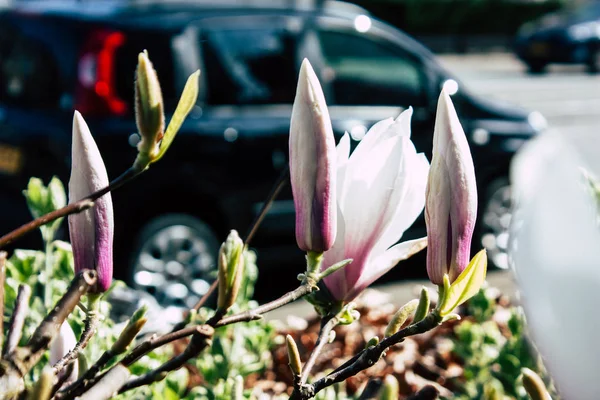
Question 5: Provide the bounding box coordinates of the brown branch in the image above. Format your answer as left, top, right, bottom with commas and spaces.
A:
215, 280, 316, 328
0, 270, 96, 397
0, 252, 6, 355
291, 313, 443, 400
4, 284, 32, 356
299, 314, 338, 385
117, 326, 214, 394
0, 167, 140, 250
243, 166, 288, 245
115, 278, 315, 396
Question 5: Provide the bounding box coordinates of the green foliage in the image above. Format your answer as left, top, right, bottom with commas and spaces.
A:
448, 288, 550, 400
23, 176, 66, 242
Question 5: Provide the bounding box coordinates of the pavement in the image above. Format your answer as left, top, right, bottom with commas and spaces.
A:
269, 51, 600, 322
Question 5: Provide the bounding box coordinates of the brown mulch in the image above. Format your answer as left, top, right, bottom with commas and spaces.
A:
248, 288, 514, 399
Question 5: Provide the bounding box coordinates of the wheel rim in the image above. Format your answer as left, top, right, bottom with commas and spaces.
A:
480, 184, 512, 269
132, 224, 216, 308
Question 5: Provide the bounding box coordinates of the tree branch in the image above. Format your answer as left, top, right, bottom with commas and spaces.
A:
0, 271, 96, 397
299, 314, 338, 384
0, 167, 141, 250
176, 167, 289, 330
52, 309, 99, 374
4, 284, 31, 356
291, 313, 443, 400
215, 280, 316, 328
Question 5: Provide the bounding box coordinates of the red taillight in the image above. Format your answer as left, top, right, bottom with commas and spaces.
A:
75, 30, 127, 116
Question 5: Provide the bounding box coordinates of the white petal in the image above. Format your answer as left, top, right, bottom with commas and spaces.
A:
336, 133, 351, 211
347, 237, 427, 300
372, 149, 429, 255
341, 135, 404, 260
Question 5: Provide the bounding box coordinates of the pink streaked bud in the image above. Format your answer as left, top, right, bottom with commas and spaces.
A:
68, 111, 114, 292
426, 90, 478, 285
289, 59, 337, 253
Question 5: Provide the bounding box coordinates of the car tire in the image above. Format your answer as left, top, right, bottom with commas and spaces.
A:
129, 213, 220, 309
477, 178, 512, 270
586, 46, 600, 74
526, 61, 547, 74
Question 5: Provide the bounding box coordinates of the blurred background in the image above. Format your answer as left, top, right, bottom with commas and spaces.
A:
0, 0, 598, 312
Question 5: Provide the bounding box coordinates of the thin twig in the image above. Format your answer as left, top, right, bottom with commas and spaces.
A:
51, 362, 75, 397
52, 309, 99, 374
0, 167, 140, 250
0, 251, 6, 355
117, 327, 213, 393
0, 271, 97, 398
175, 168, 289, 331
243, 166, 289, 245
4, 284, 32, 356
215, 281, 316, 328
291, 313, 443, 399
299, 314, 338, 385
115, 279, 315, 396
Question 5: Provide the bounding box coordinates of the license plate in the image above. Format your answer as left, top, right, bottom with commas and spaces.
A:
0, 143, 23, 174
530, 42, 548, 57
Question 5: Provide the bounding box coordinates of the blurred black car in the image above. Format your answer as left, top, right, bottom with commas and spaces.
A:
515, 1, 600, 73
0, 0, 544, 306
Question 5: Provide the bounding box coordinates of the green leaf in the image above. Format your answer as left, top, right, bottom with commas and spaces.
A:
48, 176, 66, 210
439, 249, 487, 316
153, 70, 200, 163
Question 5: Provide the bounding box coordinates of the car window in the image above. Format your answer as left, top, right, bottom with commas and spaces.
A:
199, 26, 297, 105
317, 29, 426, 108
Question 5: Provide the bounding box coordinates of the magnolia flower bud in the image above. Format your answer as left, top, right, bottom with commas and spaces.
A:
426, 90, 477, 285
286, 335, 302, 376
289, 59, 337, 253
217, 230, 245, 311
50, 322, 78, 385
68, 111, 114, 293
134, 50, 165, 169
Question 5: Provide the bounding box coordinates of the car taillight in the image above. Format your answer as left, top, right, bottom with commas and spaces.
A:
75, 30, 127, 116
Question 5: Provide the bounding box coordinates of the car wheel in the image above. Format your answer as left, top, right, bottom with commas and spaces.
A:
478, 178, 512, 270
526, 61, 547, 74
586, 46, 600, 74
130, 213, 220, 309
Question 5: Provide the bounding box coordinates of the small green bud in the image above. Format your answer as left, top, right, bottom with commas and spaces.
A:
385, 299, 419, 337
286, 335, 302, 376
379, 375, 400, 400
217, 230, 245, 311
413, 286, 430, 323
438, 249, 487, 316
111, 305, 148, 354
365, 336, 379, 349
134, 50, 165, 170
521, 368, 551, 400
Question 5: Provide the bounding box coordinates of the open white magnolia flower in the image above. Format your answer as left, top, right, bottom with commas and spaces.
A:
322, 108, 430, 302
